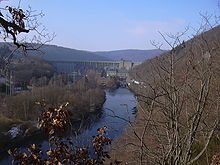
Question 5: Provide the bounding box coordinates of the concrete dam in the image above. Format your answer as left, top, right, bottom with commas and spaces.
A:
48, 60, 140, 75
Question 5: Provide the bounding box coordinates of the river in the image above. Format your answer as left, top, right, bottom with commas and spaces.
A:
0, 88, 137, 164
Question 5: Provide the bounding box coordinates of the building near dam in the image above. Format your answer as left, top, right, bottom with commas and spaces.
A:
49, 60, 140, 79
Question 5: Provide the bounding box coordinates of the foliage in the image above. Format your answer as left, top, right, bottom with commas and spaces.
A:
38, 102, 70, 135
211, 155, 220, 165
8, 102, 121, 165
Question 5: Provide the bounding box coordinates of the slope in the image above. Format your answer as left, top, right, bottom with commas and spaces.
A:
94, 49, 165, 62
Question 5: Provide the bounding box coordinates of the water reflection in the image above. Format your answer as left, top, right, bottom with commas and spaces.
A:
0, 88, 137, 164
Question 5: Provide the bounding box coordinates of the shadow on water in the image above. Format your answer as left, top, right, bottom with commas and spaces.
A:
0, 88, 137, 164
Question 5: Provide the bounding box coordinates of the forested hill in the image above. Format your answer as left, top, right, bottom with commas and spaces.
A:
0, 43, 111, 62
0, 43, 164, 62
28, 45, 111, 61
131, 25, 220, 80
28, 46, 165, 62
94, 49, 165, 62
124, 25, 220, 165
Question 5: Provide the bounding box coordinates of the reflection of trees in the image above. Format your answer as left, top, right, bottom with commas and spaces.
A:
108, 90, 117, 96
0, 131, 47, 162
70, 109, 104, 135
0, 110, 104, 163
2, 88, 136, 164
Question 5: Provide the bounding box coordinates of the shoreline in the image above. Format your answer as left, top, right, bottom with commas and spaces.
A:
0, 90, 107, 157
0, 87, 134, 164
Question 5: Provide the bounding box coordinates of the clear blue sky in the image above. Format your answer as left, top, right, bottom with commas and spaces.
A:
1, 0, 219, 51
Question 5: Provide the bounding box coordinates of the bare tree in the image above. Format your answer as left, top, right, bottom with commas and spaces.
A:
109, 16, 220, 165
0, 1, 54, 75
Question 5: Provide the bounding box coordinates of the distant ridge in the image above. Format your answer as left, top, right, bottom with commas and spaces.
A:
0, 43, 164, 62
0, 43, 111, 62
28, 45, 111, 61
94, 49, 165, 62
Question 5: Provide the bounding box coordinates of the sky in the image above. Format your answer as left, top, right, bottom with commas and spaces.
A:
0, 0, 219, 51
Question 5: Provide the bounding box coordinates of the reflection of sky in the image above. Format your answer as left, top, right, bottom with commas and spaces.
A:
0, 88, 137, 164
74, 88, 137, 147
83, 88, 137, 138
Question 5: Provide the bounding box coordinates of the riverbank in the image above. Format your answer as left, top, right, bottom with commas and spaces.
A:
0, 87, 106, 156
0, 93, 106, 153
107, 105, 148, 164
108, 86, 220, 164
0, 71, 108, 144
0, 88, 137, 164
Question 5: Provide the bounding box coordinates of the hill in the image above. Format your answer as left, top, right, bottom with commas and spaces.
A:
110, 25, 220, 164
0, 43, 164, 62
94, 49, 165, 62
0, 43, 111, 62
28, 45, 110, 61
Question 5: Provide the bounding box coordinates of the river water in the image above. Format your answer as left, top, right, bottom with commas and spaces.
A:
0, 88, 137, 164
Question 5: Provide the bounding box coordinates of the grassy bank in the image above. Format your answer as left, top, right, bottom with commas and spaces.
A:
0, 116, 19, 132
0, 116, 21, 153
